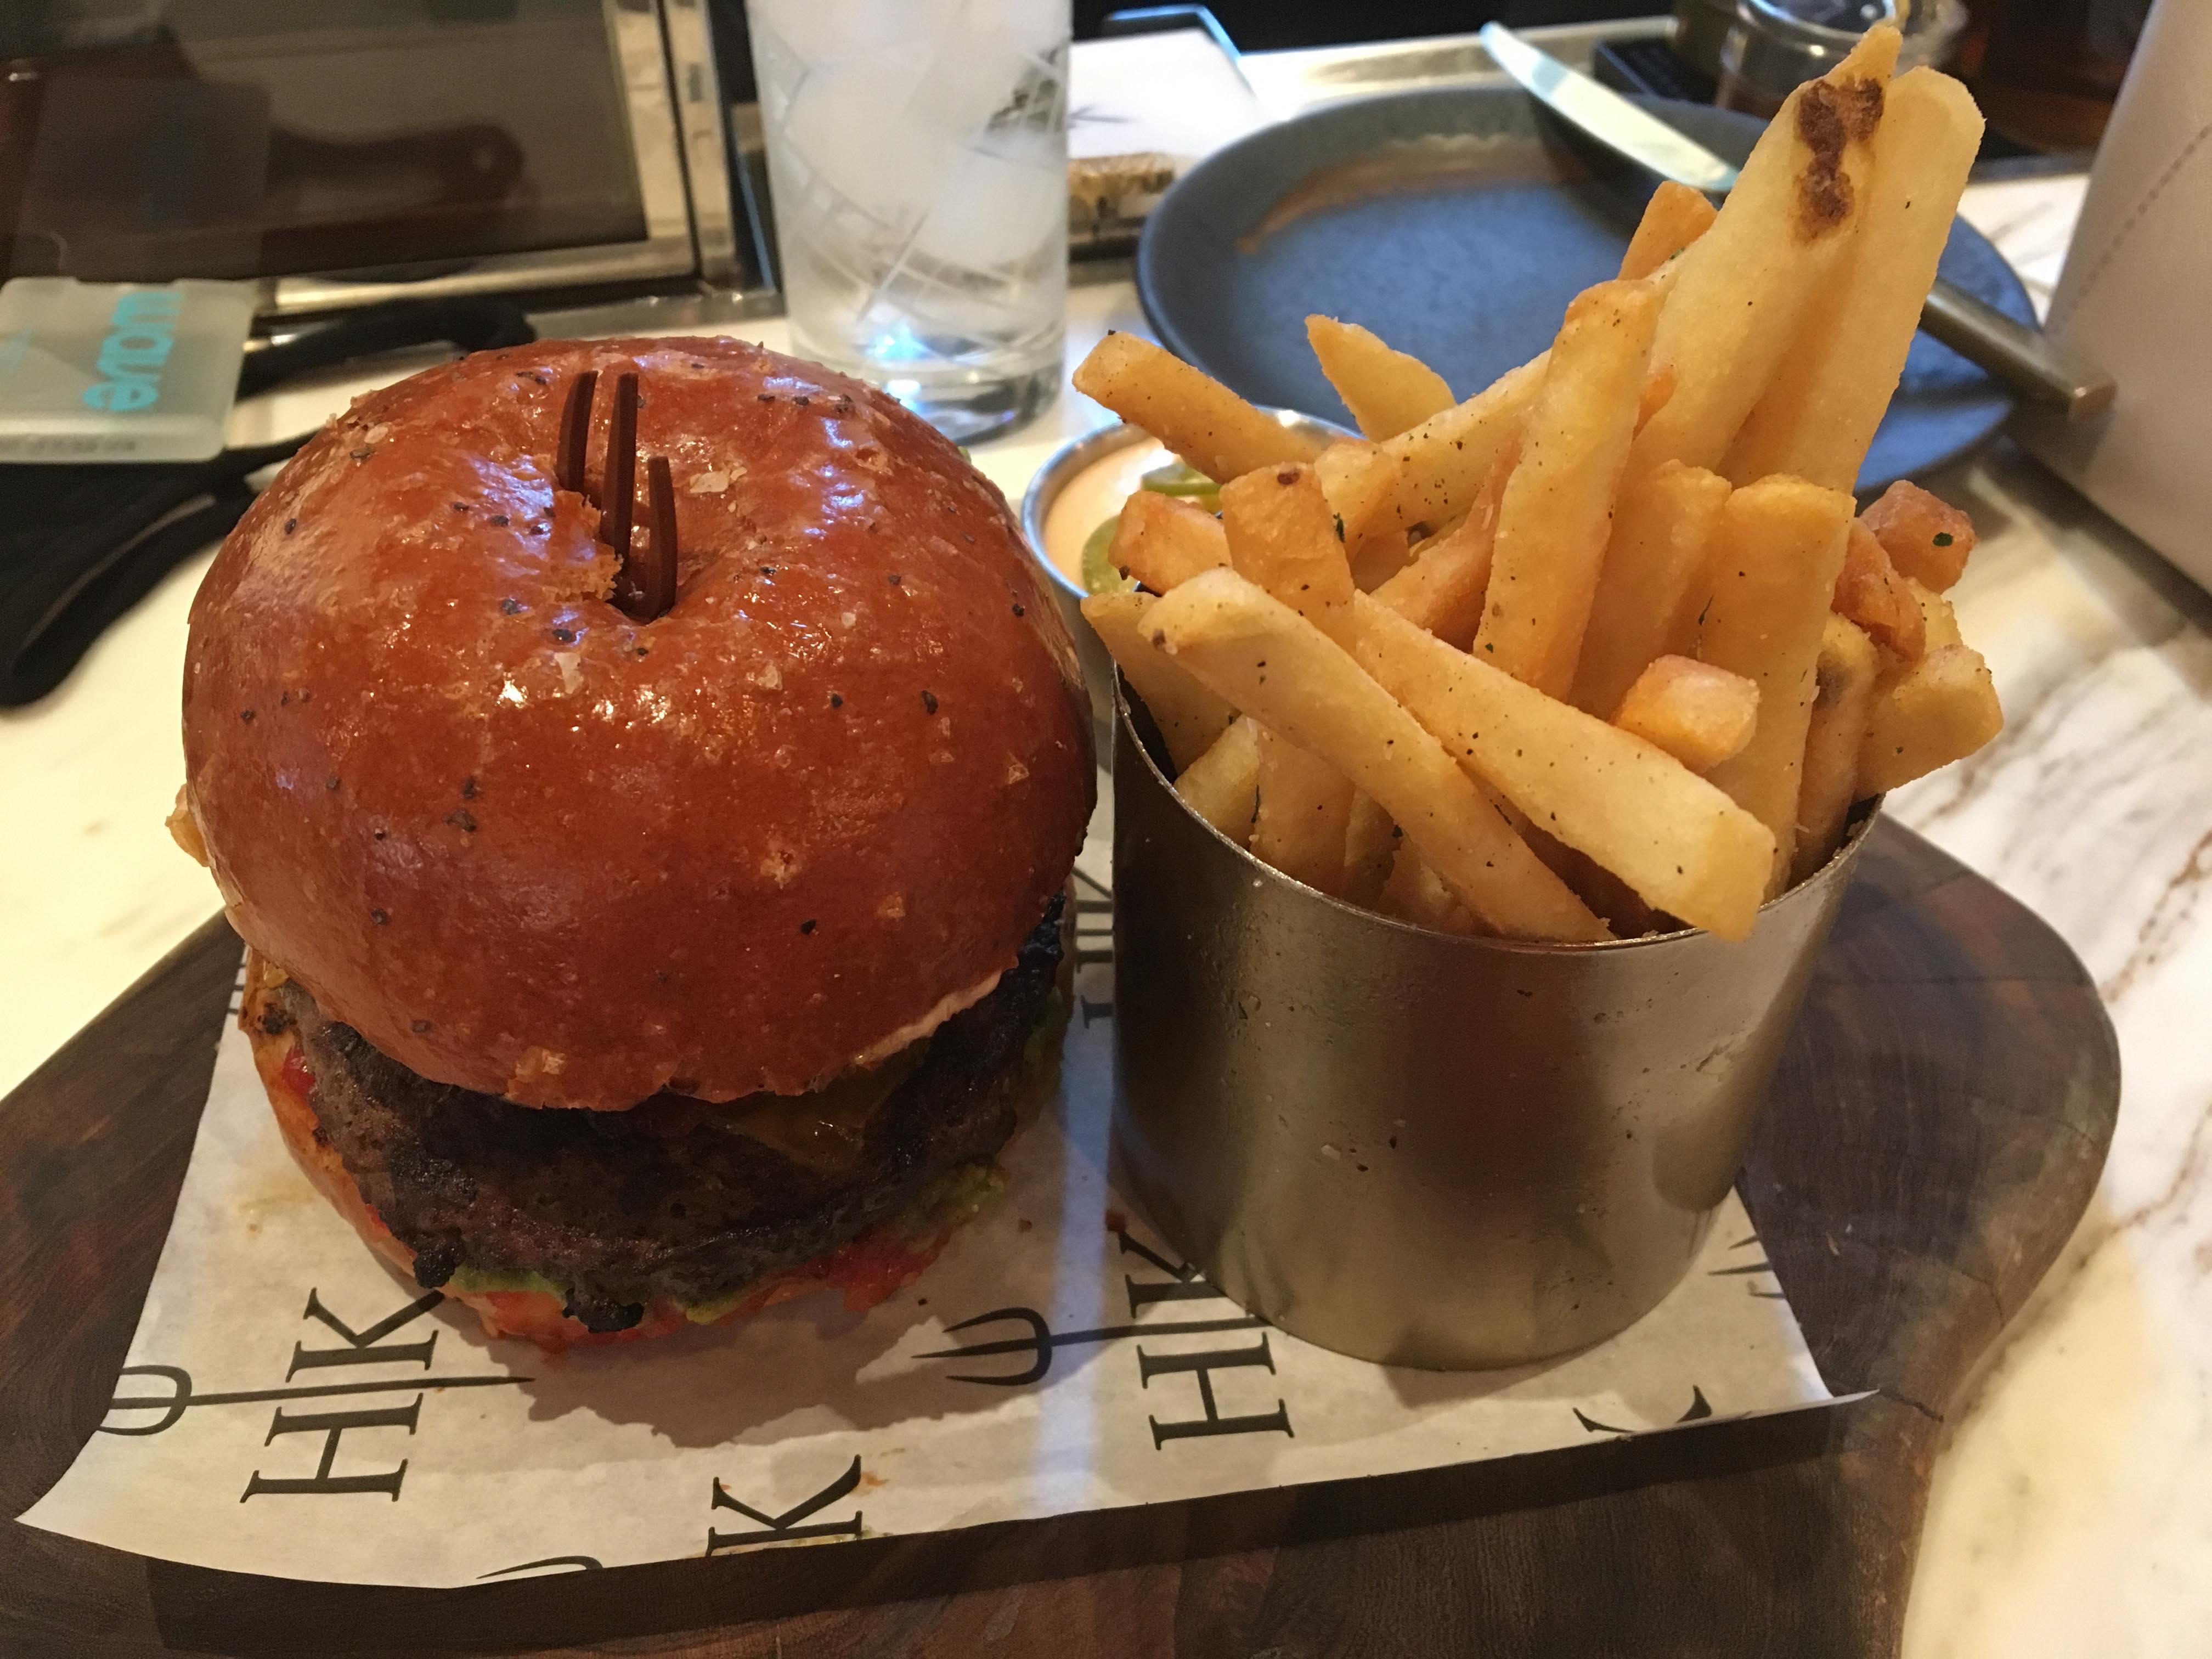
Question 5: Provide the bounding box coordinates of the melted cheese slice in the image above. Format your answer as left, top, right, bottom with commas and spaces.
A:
717, 1041, 928, 1177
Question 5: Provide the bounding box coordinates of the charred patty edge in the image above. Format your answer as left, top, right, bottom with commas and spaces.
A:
277, 899, 1065, 1330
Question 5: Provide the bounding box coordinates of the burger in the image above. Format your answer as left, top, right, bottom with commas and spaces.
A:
170, 338, 1094, 1347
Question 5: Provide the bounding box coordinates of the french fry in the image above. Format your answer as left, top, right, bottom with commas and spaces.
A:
1349, 598, 1774, 939
1833, 520, 1926, 660
1861, 480, 1976, 590
1611, 655, 1759, 772
1355, 253, 1691, 557
1622, 26, 1897, 481
1540, 836, 1667, 938
1077, 27, 2011, 948
1144, 571, 1609, 941
1110, 490, 1229, 592
1474, 279, 1664, 697
1252, 726, 1356, 894
1856, 642, 2002, 794
1367, 356, 1548, 544
1234, 445, 1498, 647
1906, 576, 1962, 648
1314, 438, 1400, 544
1219, 462, 1355, 628
1307, 316, 1456, 439
1619, 180, 1719, 281
1379, 846, 1479, 934
1221, 461, 1364, 891
1215, 460, 1423, 904
1367, 442, 1513, 644
1174, 717, 1262, 841
1080, 592, 1237, 769
1696, 476, 1857, 894
1354, 453, 1498, 596
1073, 332, 1322, 482
1724, 70, 1985, 491
1349, 529, 1421, 593
1340, 792, 1400, 906
1373, 512, 1494, 647
1568, 462, 1733, 716
1793, 615, 1881, 882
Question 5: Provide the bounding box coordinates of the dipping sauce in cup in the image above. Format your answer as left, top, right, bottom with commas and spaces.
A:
1037, 435, 1189, 596
1020, 409, 1347, 731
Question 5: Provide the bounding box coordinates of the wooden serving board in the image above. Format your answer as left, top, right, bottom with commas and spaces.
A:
0, 818, 2117, 1658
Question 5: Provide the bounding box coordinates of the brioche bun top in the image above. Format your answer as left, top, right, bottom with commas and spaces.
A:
183, 337, 1092, 1109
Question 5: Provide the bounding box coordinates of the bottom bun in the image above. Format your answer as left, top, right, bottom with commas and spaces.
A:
242, 945, 1067, 1351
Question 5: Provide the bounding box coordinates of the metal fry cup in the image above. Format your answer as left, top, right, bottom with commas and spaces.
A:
1110, 683, 1874, 1371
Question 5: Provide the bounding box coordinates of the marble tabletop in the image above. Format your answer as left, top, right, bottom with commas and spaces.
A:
7, 211, 2208, 1652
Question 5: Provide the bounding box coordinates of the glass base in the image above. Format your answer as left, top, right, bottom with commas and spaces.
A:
882, 363, 1059, 445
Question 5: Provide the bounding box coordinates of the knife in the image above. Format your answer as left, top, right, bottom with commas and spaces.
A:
1477, 23, 2115, 421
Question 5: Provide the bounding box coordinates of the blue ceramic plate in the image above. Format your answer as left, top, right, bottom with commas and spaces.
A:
1137, 87, 2035, 495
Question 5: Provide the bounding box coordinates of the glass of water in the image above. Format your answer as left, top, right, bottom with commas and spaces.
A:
748, 0, 1070, 443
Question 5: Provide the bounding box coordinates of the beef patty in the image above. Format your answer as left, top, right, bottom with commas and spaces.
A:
272, 898, 1063, 1331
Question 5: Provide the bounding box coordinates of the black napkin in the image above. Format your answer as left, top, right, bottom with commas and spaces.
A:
0, 296, 536, 707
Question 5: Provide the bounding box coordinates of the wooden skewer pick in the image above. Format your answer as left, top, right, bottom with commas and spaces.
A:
602, 371, 639, 572
555, 369, 597, 494
642, 456, 679, 622
552, 365, 676, 623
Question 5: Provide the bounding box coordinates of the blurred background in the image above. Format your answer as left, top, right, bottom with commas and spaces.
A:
1, 0, 2149, 311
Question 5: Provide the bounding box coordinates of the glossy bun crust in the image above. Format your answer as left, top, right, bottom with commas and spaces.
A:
184, 338, 1092, 1110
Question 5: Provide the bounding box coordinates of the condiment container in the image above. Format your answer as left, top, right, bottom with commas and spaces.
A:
1019, 409, 1347, 741
1716, 0, 1970, 117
